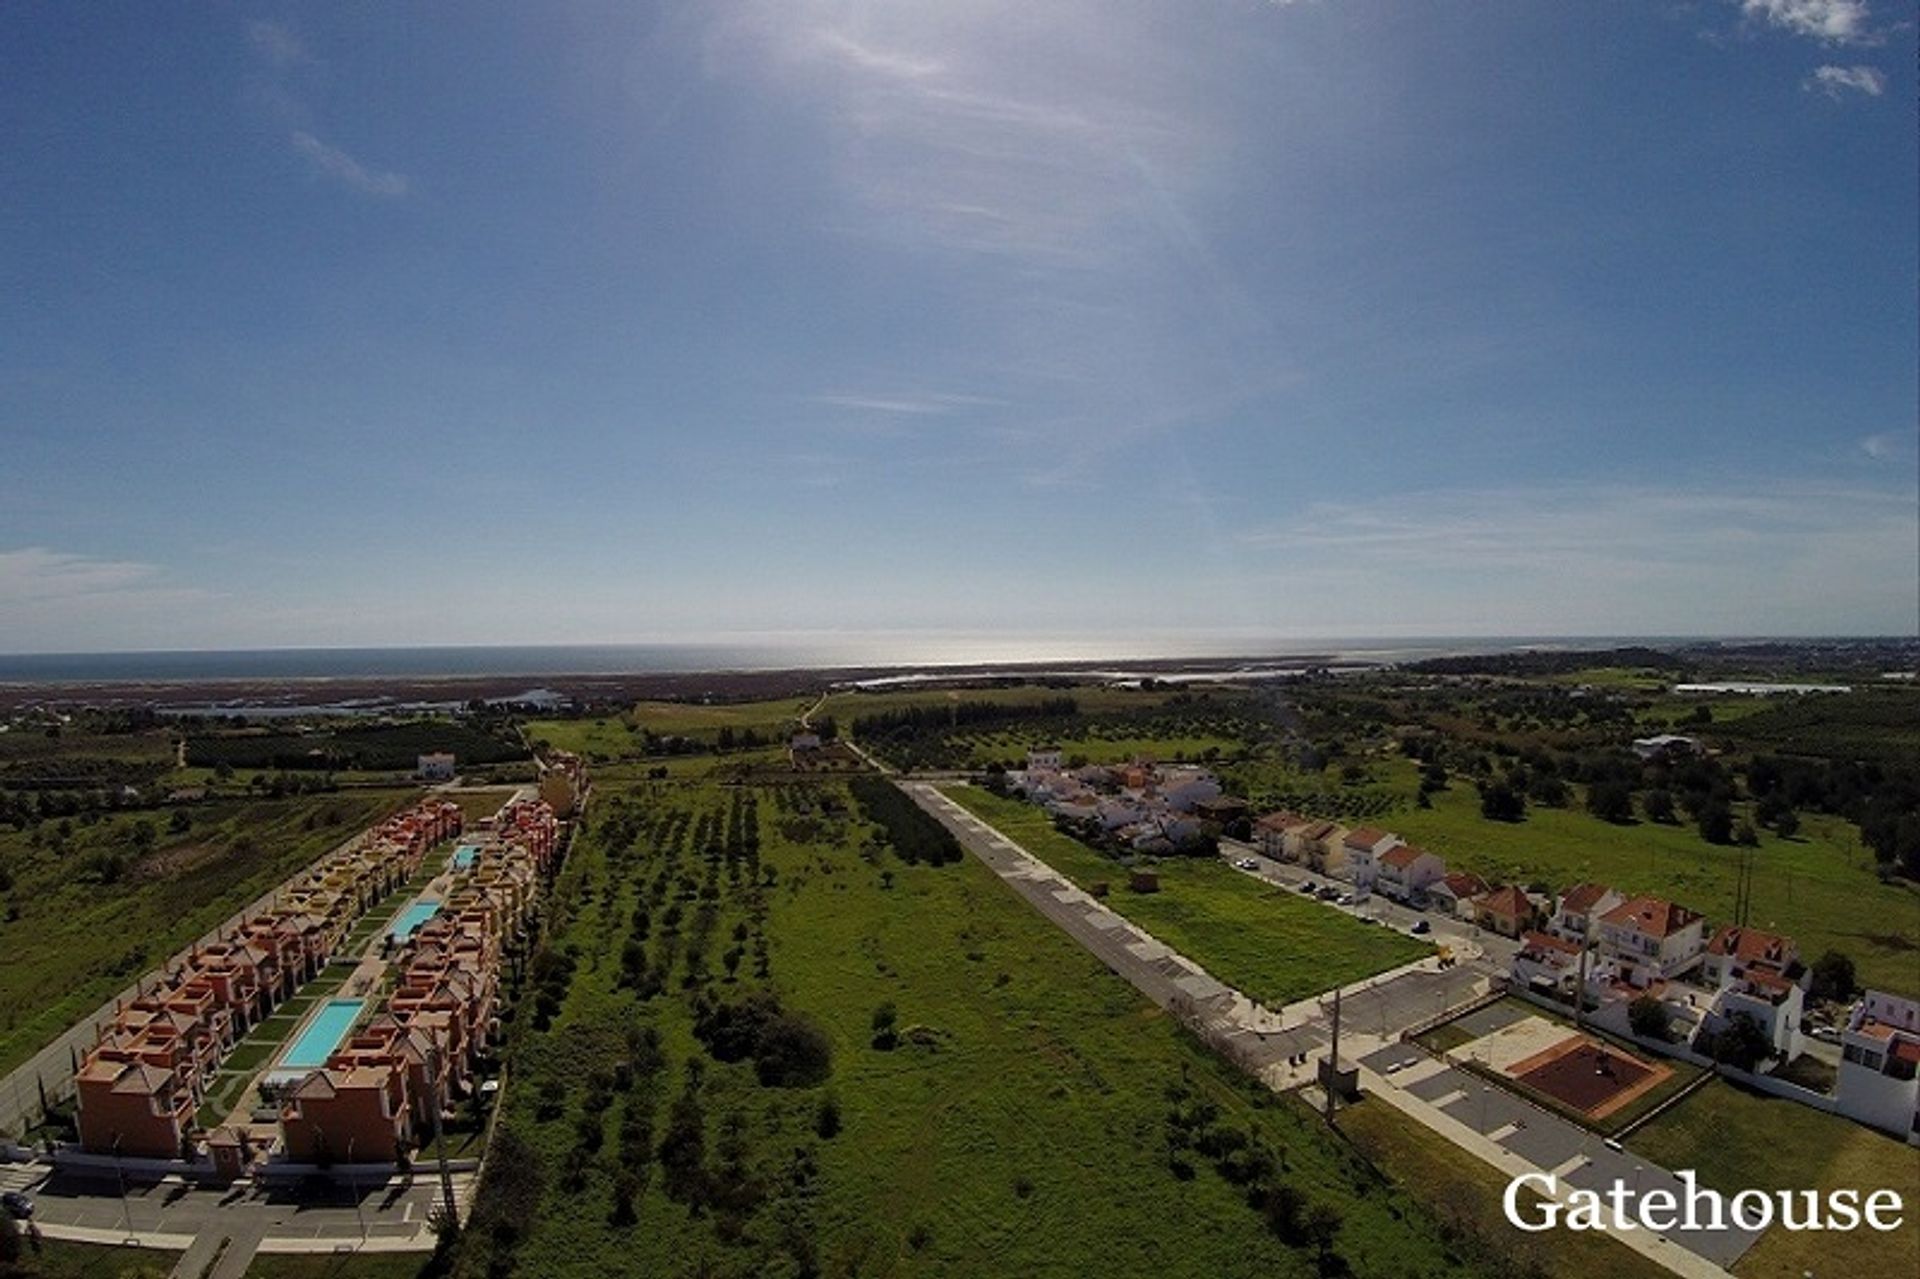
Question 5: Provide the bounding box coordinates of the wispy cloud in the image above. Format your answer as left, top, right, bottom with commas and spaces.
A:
247, 20, 310, 68
1804, 63, 1887, 95
1859, 430, 1915, 460
0, 548, 220, 649
290, 131, 411, 197
1737, 0, 1877, 44
807, 392, 1005, 415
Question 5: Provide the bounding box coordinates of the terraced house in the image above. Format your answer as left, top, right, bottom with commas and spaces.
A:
73, 799, 464, 1160
280, 799, 558, 1165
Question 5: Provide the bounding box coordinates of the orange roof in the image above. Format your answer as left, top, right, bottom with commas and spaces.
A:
1477, 885, 1533, 919
1381, 843, 1431, 869
1706, 925, 1795, 965
1519, 929, 1580, 957
1440, 872, 1489, 897
1343, 826, 1394, 850
1558, 882, 1618, 914
1601, 895, 1701, 940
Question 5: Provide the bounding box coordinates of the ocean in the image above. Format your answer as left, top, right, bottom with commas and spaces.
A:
0, 636, 1698, 684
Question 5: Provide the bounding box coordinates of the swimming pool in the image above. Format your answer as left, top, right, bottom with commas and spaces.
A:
390, 899, 442, 942
452, 844, 481, 870
279, 999, 365, 1071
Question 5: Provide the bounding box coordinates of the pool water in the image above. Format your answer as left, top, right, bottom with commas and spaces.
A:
390, 899, 442, 942
280, 999, 365, 1070
453, 845, 481, 870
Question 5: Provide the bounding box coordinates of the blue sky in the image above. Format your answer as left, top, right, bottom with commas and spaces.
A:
2, 1, 1915, 654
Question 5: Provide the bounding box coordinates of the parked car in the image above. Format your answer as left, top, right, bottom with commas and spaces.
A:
1, 1191, 32, 1220
1411, 920, 1432, 935
1235, 858, 1259, 871
1317, 887, 1341, 901
1300, 881, 1317, 894
1336, 893, 1355, 906
1808, 1025, 1841, 1044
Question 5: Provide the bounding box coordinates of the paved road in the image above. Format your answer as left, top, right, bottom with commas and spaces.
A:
1359, 1042, 1761, 1268
901, 782, 1489, 1082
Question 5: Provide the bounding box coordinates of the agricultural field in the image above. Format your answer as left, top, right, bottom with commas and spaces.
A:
846, 689, 1276, 772
441, 774, 1497, 1279
525, 696, 818, 761
1625, 1079, 1920, 1279
183, 720, 527, 773
1376, 759, 1920, 994
0, 787, 419, 1077
938, 786, 1427, 1009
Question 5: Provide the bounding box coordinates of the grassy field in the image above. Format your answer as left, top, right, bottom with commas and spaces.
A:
1337, 1097, 1673, 1279
1625, 1079, 1920, 1278
0, 788, 419, 1079
939, 785, 1428, 1009
820, 684, 1175, 722
1376, 760, 1920, 994
443, 788, 519, 824
0, 1237, 180, 1277
433, 774, 1506, 1279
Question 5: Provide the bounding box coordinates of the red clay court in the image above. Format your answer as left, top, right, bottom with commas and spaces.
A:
1508, 1034, 1671, 1119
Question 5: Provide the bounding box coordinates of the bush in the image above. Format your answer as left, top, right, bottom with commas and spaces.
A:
754, 1011, 833, 1088
1627, 995, 1671, 1041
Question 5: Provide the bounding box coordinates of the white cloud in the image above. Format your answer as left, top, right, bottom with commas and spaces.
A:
808, 392, 1004, 415
1738, 0, 1875, 44
0, 548, 221, 650
248, 20, 310, 68
290, 131, 411, 197
1804, 63, 1886, 96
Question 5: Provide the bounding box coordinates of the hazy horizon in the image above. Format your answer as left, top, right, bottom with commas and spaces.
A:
4, 3, 1915, 651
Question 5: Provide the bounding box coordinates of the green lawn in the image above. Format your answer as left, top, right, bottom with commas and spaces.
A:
1625, 1079, 1920, 1279
939, 785, 1428, 1009
1377, 759, 1920, 994
0, 789, 420, 1080
0, 1236, 181, 1277
445, 775, 1501, 1279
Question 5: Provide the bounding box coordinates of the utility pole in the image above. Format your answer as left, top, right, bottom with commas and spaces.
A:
1323, 986, 1342, 1125
1575, 925, 1592, 1031
429, 1042, 457, 1225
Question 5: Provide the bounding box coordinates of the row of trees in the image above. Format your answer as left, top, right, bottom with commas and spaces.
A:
848, 776, 963, 865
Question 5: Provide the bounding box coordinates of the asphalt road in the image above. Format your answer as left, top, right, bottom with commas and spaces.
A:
1359, 1043, 1763, 1268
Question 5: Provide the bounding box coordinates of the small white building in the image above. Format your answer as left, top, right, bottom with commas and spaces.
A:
1027, 745, 1064, 773
1631, 734, 1699, 760
1511, 930, 1581, 995
1836, 991, 1920, 1143
416, 752, 456, 782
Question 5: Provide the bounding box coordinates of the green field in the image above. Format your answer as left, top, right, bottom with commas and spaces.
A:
435, 775, 1503, 1279
939, 786, 1428, 1009
1625, 1079, 1920, 1278
821, 684, 1175, 722
0, 1236, 180, 1278
1374, 760, 1920, 993
0, 788, 419, 1080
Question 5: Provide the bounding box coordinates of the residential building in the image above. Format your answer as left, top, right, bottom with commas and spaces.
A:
1027, 745, 1064, 773
1376, 843, 1446, 903
1253, 810, 1310, 861
1428, 871, 1489, 919
1836, 991, 1920, 1143
1341, 827, 1402, 889
1511, 930, 1581, 995
1630, 734, 1699, 760
1700, 925, 1803, 993
1548, 882, 1624, 945
416, 752, 457, 781
1298, 821, 1346, 875
1472, 885, 1542, 939
1595, 895, 1706, 988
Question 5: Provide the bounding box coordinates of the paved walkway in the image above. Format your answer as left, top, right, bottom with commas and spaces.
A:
906, 780, 1748, 1279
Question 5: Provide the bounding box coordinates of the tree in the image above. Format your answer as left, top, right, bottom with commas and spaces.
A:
1301, 1202, 1344, 1273
1642, 788, 1677, 824
1586, 781, 1635, 825
1734, 819, 1759, 848
1478, 781, 1527, 823
1710, 1013, 1772, 1072
1772, 807, 1800, 839
1809, 950, 1857, 1004
1696, 798, 1734, 845
1628, 995, 1671, 1041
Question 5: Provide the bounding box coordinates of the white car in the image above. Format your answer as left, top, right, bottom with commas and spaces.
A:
1235, 857, 1259, 871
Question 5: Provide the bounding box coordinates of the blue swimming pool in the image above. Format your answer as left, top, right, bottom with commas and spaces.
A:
390, 899, 442, 942
452, 845, 481, 870
280, 999, 365, 1070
